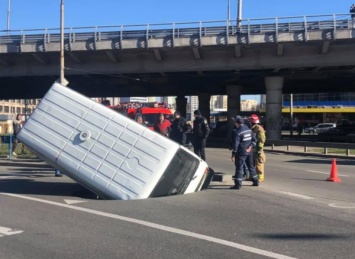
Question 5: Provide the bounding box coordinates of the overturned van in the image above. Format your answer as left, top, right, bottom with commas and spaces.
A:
17, 83, 213, 200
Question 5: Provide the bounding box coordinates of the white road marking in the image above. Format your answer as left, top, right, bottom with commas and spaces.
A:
1, 193, 297, 259
0, 226, 23, 236
276, 191, 314, 200
0, 174, 36, 179
64, 199, 87, 205
306, 170, 349, 177
0, 174, 26, 179
328, 203, 355, 209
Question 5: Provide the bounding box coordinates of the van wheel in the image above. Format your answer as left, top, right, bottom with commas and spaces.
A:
201, 168, 215, 190
309, 130, 315, 135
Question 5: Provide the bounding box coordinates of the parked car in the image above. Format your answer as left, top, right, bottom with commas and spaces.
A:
318, 124, 355, 142
304, 123, 336, 134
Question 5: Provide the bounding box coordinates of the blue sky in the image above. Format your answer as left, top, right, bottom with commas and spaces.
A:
1, 0, 354, 30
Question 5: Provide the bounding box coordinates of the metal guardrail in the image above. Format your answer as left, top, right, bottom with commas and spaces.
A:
0, 13, 353, 46
266, 139, 355, 156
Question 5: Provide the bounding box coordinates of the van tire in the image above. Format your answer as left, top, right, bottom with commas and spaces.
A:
201, 168, 215, 190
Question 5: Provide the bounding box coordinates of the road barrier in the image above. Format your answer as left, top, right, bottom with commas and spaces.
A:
266, 139, 355, 156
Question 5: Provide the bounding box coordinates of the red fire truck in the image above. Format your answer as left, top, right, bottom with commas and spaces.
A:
112, 102, 174, 130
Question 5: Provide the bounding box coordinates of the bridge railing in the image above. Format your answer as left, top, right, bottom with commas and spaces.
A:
0, 13, 353, 45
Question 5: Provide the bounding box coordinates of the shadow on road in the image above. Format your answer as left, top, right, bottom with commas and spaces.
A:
250, 233, 352, 240
0, 178, 98, 199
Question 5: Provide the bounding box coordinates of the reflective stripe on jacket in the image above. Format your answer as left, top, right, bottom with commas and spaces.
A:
233, 124, 256, 155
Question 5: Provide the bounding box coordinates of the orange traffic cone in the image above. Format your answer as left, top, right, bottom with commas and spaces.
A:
327, 159, 341, 183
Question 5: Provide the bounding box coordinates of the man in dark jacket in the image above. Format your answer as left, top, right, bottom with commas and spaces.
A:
192, 109, 210, 161
229, 116, 249, 180
170, 111, 188, 145
230, 117, 259, 189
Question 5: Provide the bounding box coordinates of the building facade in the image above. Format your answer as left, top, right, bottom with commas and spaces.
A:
0, 99, 40, 117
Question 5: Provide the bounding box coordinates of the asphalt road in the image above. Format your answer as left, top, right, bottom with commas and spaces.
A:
1, 149, 355, 259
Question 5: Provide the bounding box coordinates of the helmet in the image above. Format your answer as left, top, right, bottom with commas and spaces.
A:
249, 114, 260, 124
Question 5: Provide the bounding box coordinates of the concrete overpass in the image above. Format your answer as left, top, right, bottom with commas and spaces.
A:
0, 14, 354, 139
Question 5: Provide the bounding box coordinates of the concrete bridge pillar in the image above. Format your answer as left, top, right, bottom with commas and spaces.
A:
198, 93, 211, 123
227, 85, 242, 140
265, 76, 284, 140
175, 95, 188, 118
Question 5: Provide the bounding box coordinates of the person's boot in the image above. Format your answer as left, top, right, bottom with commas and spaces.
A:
258, 173, 264, 182
230, 180, 242, 189
55, 170, 63, 177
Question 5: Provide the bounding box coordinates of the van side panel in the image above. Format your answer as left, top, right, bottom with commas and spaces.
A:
17, 83, 179, 200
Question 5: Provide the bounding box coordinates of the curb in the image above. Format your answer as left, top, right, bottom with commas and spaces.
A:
265, 149, 355, 160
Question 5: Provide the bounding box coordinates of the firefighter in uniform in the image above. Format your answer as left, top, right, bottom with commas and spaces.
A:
230, 117, 259, 189
248, 114, 266, 182
192, 109, 210, 161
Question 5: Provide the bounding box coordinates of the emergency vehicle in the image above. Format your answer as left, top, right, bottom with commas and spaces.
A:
113, 102, 174, 130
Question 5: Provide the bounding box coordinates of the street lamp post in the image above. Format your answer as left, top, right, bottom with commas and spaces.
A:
290, 93, 294, 137
7, 0, 10, 34
237, 0, 242, 28
59, 0, 68, 86
227, 0, 230, 24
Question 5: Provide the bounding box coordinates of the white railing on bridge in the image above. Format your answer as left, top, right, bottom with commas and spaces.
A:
0, 13, 353, 45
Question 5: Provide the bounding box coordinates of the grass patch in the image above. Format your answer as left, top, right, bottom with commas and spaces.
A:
0, 143, 33, 156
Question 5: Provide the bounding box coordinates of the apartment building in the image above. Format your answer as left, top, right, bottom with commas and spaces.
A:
0, 99, 40, 117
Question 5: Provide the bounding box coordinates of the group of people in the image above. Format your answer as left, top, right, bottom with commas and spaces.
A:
229, 114, 266, 190
135, 109, 210, 162
136, 109, 266, 190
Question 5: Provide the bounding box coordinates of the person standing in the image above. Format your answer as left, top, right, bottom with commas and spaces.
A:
154, 113, 171, 137
12, 114, 23, 156
230, 117, 259, 189
248, 114, 266, 182
135, 113, 146, 126
170, 111, 188, 145
192, 109, 210, 161
229, 116, 249, 180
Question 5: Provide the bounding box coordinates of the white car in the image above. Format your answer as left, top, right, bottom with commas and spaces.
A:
304, 123, 336, 135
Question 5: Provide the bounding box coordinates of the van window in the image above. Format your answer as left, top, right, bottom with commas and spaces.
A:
150, 148, 199, 197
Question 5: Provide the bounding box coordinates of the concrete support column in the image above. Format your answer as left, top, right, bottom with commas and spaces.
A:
198, 93, 211, 122
175, 95, 187, 118
227, 85, 242, 140
265, 76, 284, 140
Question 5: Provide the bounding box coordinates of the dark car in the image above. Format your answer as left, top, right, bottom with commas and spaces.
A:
209, 121, 228, 137
318, 124, 355, 142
